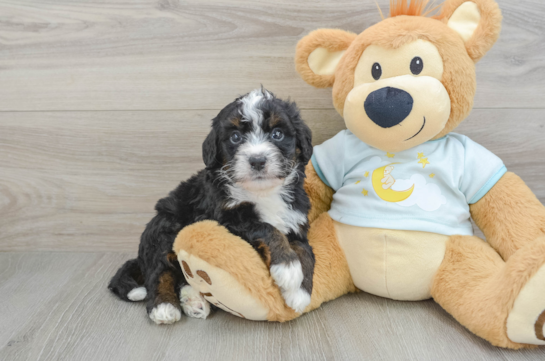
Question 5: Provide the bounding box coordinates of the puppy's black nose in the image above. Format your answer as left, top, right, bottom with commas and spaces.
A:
249, 156, 266, 171
364, 87, 413, 128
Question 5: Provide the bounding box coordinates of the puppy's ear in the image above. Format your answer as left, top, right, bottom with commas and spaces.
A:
202, 126, 220, 169
290, 107, 313, 165
296, 121, 313, 165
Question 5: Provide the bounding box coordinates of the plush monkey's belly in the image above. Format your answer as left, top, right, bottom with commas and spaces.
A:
333, 221, 448, 301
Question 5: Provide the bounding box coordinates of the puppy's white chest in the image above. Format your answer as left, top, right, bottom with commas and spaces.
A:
227, 186, 306, 235
254, 193, 303, 234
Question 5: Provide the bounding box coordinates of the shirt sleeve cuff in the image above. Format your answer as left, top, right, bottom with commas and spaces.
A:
468, 165, 507, 204
311, 153, 331, 189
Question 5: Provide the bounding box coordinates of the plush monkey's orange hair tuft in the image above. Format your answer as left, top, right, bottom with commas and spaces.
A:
389, 0, 443, 19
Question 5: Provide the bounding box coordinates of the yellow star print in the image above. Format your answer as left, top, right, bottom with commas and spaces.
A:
386, 152, 395, 158
364, 171, 369, 178
362, 189, 369, 196
417, 152, 425, 159
429, 173, 435, 178
418, 157, 430, 168
355, 180, 361, 184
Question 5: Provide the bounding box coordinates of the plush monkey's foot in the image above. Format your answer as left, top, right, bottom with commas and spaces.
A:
506, 255, 545, 346
178, 249, 269, 320
180, 285, 211, 319
173, 221, 299, 322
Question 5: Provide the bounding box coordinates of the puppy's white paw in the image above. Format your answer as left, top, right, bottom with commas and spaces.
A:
180, 285, 210, 319
127, 287, 147, 301
270, 260, 310, 312
282, 287, 311, 313
270, 260, 304, 293
149, 303, 181, 325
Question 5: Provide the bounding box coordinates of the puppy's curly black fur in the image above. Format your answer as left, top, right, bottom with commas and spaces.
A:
109, 89, 315, 321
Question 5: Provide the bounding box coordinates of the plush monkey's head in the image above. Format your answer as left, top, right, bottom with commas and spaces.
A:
295, 0, 502, 152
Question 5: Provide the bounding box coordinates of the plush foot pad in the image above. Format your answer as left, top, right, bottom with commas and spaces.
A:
180, 285, 210, 319
270, 260, 311, 313
127, 287, 147, 301
178, 250, 269, 320
149, 303, 182, 325
507, 263, 545, 345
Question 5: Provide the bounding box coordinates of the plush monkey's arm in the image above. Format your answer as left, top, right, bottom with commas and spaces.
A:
470, 172, 545, 260
304, 162, 334, 224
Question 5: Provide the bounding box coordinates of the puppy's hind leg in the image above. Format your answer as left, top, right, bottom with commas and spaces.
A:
108, 258, 147, 302
180, 285, 211, 319
147, 269, 183, 325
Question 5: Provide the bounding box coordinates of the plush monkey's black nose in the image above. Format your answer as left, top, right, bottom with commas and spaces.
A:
364, 87, 414, 128
249, 156, 266, 171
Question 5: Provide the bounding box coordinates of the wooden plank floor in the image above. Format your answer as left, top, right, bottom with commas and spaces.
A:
1, 0, 545, 359
0, 252, 544, 361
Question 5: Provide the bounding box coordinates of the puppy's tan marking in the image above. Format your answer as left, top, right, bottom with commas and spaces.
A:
156, 271, 180, 306
231, 117, 241, 127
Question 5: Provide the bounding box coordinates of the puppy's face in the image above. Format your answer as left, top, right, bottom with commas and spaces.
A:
203, 89, 312, 191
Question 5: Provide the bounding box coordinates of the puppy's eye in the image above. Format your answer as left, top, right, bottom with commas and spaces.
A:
271, 128, 284, 141
410, 57, 424, 75
371, 62, 382, 80
230, 131, 242, 144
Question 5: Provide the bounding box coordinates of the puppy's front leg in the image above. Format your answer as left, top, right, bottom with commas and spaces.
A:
234, 222, 310, 313
223, 204, 311, 312
263, 228, 312, 313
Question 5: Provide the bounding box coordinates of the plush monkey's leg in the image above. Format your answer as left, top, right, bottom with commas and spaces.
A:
471, 172, 545, 260
306, 212, 357, 312
174, 220, 295, 321
431, 235, 545, 349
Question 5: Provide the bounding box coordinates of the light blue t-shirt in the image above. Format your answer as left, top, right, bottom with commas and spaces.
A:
311, 130, 507, 236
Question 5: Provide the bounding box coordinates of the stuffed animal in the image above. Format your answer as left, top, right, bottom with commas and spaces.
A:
173, 0, 545, 349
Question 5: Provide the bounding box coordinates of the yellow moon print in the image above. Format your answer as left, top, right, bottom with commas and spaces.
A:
371, 163, 415, 202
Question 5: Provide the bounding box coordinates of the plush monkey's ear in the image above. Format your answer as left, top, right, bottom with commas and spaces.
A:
441, 0, 502, 62
295, 29, 357, 88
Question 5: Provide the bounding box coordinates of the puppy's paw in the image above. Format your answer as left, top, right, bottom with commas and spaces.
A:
149, 303, 181, 325
270, 259, 304, 293
270, 260, 310, 312
282, 287, 311, 313
127, 287, 147, 301
180, 285, 211, 319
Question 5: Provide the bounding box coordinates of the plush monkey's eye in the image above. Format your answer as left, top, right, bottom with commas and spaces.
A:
230, 131, 242, 144
410, 57, 424, 75
371, 62, 382, 80
271, 128, 284, 141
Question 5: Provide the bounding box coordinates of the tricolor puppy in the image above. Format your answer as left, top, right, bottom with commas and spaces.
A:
108, 89, 315, 324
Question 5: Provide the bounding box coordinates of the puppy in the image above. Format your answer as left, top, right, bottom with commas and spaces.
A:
108, 89, 315, 324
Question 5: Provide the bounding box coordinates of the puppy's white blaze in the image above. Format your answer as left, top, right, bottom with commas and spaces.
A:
270, 260, 310, 313
180, 285, 211, 320
127, 287, 147, 301
239, 89, 266, 127
149, 303, 181, 325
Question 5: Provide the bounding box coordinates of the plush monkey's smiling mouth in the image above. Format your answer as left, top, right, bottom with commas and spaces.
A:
404, 117, 426, 141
